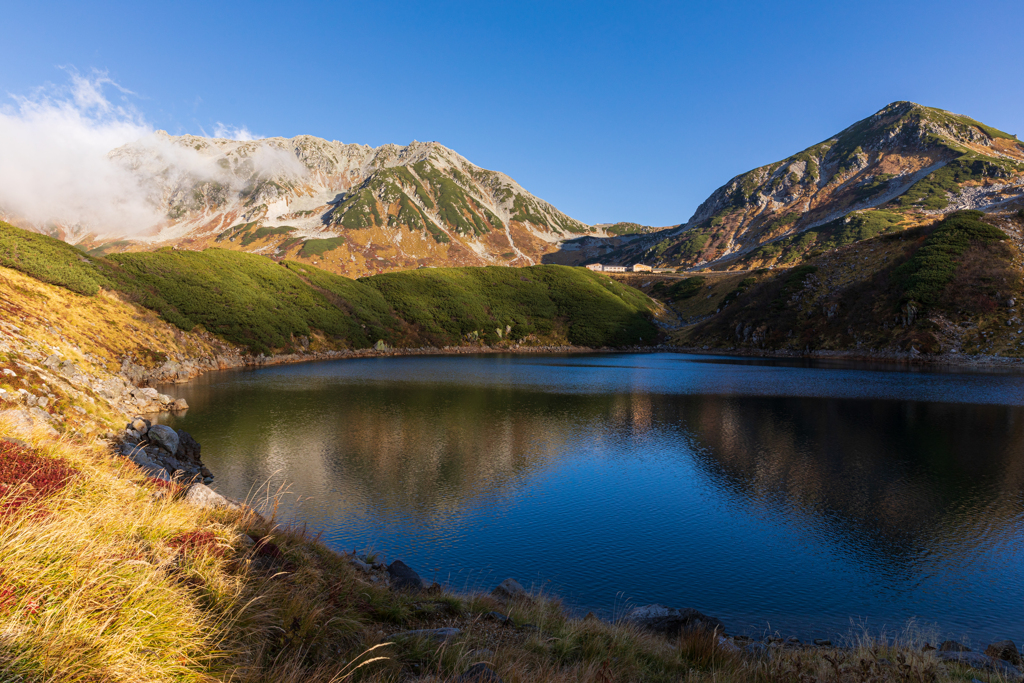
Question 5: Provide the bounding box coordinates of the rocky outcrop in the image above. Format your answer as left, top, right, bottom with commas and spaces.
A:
115, 417, 212, 483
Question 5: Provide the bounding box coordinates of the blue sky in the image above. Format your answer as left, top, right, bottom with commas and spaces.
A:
4, 0, 1023, 226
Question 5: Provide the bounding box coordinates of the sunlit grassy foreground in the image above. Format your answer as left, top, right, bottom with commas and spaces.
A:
0, 420, 1012, 682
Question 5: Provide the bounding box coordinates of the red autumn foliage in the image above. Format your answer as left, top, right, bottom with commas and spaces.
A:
0, 578, 42, 615
0, 440, 78, 517
168, 530, 224, 558
148, 477, 183, 495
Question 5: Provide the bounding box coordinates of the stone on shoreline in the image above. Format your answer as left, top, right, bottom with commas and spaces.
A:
622, 604, 724, 637
146, 424, 179, 456
181, 483, 240, 510
986, 640, 1022, 666
387, 559, 427, 591
491, 578, 528, 601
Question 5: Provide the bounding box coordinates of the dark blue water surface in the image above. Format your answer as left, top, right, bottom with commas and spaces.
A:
162, 353, 1024, 644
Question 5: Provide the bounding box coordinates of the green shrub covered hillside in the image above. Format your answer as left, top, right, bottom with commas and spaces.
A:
0, 221, 657, 354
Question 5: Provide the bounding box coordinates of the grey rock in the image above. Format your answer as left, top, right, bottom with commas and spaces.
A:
181, 483, 239, 510
487, 611, 510, 624
349, 557, 372, 573
458, 662, 502, 682
718, 636, 742, 655
622, 604, 724, 637
387, 559, 426, 591
174, 430, 201, 465
146, 425, 179, 455
0, 408, 59, 437
491, 578, 528, 601
986, 640, 1022, 666
391, 627, 460, 643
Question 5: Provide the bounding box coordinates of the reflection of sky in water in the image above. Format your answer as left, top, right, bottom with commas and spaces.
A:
164, 353, 1024, 643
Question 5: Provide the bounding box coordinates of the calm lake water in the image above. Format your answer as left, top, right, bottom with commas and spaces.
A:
162, 352, 1024, 644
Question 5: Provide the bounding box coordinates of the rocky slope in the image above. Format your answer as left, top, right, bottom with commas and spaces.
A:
597, 102, 1024, 270
668, 209, 1024, 359
30, 133, 607, 277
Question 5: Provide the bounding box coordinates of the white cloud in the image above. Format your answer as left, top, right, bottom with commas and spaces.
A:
0, 69, 162, 238
0, 70, 307, 241
213, 122, 261, 141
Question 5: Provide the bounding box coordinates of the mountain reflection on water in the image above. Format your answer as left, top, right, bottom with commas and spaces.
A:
162, 353, 1024, 643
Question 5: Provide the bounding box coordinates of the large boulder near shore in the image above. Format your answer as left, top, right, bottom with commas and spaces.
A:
492, 578, 528, 601
622, 604, 724, 637
174, 430, 202, 465
146, 424, 179, 455
986, 640, 1022, 666
940, 640, 971, 652
181, 483, 241, 510
387, 560, 426, 591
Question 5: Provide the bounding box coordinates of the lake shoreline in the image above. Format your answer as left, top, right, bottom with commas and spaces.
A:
148, 341, 1024, 389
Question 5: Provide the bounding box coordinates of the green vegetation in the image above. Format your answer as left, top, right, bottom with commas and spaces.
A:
413, 161, 491, 237
772, 265, 818, 309
650, 276, 705, 301
298, 236, 347, 258
330, 187, 382, 230
86, 240, 134, 257
0, 223, 656, 353
747, 211, 907, 266
103, 249, 399, 355
362, 265, 657, 347
603, 222, 652, 235
215, 223, 295, 247
0, 222, 110, 296
510, 194, 548, 227
896, 210, 1007, 306
854, 173, 894, 202
898, 157, 1021, 210
766, 212, 801, 232
721, 275, 759, 308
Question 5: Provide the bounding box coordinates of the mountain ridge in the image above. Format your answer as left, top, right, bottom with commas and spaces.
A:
568, 101, 1024, 271
6, 132, 606, 277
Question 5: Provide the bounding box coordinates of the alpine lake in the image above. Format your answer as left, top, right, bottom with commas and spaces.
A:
161, 352, 1024, 645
